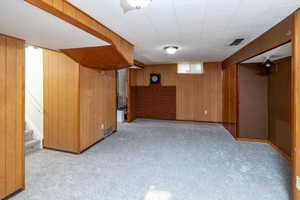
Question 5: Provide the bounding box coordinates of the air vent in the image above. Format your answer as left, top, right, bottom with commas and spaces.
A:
104, 127, 113, 138
230, 38, 244, 46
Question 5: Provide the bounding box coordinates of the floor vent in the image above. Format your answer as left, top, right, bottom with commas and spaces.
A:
104, 127, 113, 138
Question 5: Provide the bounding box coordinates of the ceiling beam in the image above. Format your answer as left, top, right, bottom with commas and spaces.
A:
134, 60, 145, 68
24, 0, 134, 68
222, 14, 293, 68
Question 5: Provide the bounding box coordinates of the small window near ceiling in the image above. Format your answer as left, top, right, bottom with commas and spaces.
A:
177, 62, 204, 74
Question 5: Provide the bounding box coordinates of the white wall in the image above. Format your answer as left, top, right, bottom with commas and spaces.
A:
25, 46, 43, 140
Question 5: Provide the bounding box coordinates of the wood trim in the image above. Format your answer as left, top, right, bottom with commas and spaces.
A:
236, 138, 291, 160
223, 14, 293, 68
269, 142, 291, 161
127, 70, 136, 122
236, 64, 240, 138
19, 39, 25, 191
236, 137, 269, 144
43, 146, 80, 155
24, 0, 134, 66
0, 33, 25, 42
134, 60, 145, 68
292, 8, 300, 200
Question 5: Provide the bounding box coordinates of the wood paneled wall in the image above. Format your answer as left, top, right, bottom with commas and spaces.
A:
269, 57, 292, 156
128, 69, 136, 122
135, 86, 176, 120
43, 49, 117, 153
239, 64, 269, 140
223, 64, 238, 137
0, 35, 25, 199
80, 67, 116, 151
292, 9, 300, 200
43, 49, 80, 153
130, 63, 223, 122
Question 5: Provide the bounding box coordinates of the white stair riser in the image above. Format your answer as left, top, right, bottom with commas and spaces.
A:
25, 130, 34, 142
25, 139, 41, 155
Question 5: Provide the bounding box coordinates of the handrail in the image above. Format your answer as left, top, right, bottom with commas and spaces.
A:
25, 88, 43, 114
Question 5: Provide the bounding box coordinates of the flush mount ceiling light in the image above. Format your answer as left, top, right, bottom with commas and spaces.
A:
164, 46, 179, 55
127, 0, 152, 9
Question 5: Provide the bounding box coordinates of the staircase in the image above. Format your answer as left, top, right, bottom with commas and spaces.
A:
25, 126, 41, 154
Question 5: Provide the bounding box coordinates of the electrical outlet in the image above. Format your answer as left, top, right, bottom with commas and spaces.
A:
297, 176, 300, 191
101, 124, 104, 129
204, 110, 208, 115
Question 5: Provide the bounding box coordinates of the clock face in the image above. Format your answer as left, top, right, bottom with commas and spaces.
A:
150, 73, 161, 84
151, 75, 159, 82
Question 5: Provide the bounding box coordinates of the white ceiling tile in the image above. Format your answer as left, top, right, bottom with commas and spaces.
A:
0, 0, 108, 50
67, 0, 300, 64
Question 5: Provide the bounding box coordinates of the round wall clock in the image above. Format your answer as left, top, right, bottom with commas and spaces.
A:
150, 73, 161, 84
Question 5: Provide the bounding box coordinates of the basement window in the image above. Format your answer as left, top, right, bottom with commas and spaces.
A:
177, 62, 204, 74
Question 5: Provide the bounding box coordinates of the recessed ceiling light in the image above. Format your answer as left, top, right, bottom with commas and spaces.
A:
127, 0, 152, 9
164, 46, 179, 55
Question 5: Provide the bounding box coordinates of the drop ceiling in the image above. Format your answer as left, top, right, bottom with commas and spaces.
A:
0, 0, 108, 50
68, 0, 300, 64
243, 42, 291, 63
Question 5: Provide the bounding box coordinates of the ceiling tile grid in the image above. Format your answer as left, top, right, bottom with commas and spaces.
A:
66, 0, 300, 63
0, 0, 108, 50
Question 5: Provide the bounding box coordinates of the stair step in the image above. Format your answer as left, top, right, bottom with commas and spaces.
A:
25, 139, 40, 154
25, 129, 34, 142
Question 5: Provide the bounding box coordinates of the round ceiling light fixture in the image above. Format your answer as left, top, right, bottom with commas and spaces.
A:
127, 0, 152, 9
164, 46, 179, 55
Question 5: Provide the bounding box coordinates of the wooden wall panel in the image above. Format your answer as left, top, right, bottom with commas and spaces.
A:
135, 86, 176, 120
269, 57, 292, 156
130, 63, 223, 122
239, 64, 269, 140
292, 9, 300, 200
0, 35, 25, 199
43, 49, 80, 153
44, 49, 117, 153
79, 68, 117, 151
0, 35, 6, 200
223, 64, 238, 137
128, 70, 136, 122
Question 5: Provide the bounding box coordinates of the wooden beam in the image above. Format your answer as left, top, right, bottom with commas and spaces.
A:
24, 0, 134, 66
223, 14, 293, 68
292, 8, 300, 200
134, 60, 145, 68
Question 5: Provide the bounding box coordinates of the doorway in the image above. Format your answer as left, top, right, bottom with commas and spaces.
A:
24, 45, 43, 154
238, 42, 292, 196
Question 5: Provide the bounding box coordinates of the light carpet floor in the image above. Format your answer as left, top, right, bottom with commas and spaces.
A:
12, 119, 291, 200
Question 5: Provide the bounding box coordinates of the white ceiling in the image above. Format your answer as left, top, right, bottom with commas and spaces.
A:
243, 42, 291, 63
68, 0, 300, 64
0, 0, 108, 50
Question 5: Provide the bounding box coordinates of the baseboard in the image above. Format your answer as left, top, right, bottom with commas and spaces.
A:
269, 142, 291, 160
130, 118, 223, 124
236, 137, 269, 144
236, 137, 291, 160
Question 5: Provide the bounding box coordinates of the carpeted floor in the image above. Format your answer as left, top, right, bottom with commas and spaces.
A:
12, 119, 291, 200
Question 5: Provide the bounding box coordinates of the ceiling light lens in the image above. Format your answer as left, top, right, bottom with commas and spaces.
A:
164, 46, 179, 55
127, 0, 152, 9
